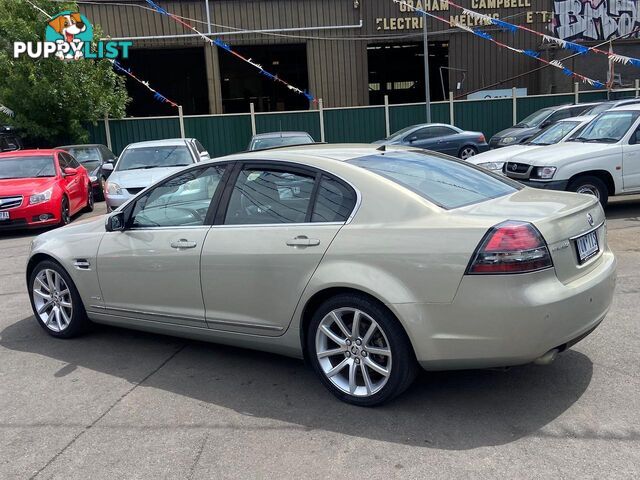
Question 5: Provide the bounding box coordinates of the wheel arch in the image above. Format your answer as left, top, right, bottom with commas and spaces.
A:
26, 253, 65, 285
568, 170, 616, 195
298, 286, 416, 364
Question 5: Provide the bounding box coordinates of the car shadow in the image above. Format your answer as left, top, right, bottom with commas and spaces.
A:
1, 316, 593, 451
606, 196, 640, 221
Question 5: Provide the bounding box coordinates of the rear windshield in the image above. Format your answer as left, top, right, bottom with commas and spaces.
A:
347, 151, 520, 209
251, 135, 313, 151
65, 147, 100, 163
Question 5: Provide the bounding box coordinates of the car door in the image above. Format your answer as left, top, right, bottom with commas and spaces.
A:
430, 126, 460, 156
622, 122, 640, 191
200, 162, 358, 336
96, 164, 229, 327
58, 152, 84, 213
404, 127, 442, 151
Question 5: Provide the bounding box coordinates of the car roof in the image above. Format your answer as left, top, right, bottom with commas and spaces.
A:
124, 138, 194, 149
218, 143, 416, 164
405, 123, 459, 129
609, 104, 640, 111
555, 102, 597, 111
0, 148, 60, 157
56, 144, 105, 149
251, 131, 313, 139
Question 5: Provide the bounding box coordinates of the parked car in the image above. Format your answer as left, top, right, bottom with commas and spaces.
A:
489, 103, 595, 148
581, 98, 640, 116
104, 138, 205, 211
469, 116, 594, 173
374, 123, 488, 159
248, 131, 315, 151
503, 105, 640, 206
26, 144, 615, 406
0, 126, 23, 152
0, 149, 93, 230
56, 144, 117, 200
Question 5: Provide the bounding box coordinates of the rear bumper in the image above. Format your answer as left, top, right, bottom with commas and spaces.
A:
392, 250, 616, 370
477, 143, 490, 154
514, 179, 569, 191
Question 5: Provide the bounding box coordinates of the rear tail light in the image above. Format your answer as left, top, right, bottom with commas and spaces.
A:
467, 221, 553, 274
479, 134, 486, 143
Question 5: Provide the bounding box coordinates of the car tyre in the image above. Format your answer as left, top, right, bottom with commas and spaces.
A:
568, 175, 608, 207
84, 184, 94, 212
458, 145, 477, 160
98, 176, 106, 201
28, 260, 89, 338
60, 196, 71, 226
307, 293, 418, 406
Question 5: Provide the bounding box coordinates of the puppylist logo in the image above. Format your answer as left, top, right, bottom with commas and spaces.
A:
14, 11, 131, 60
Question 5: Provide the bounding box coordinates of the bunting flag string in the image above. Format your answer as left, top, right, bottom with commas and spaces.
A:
145, 0, 317, 104
111, 60, 180, 108
445, 0, 640, 67
392, 0, 605, 89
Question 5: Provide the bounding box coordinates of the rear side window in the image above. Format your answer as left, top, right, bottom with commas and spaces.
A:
312, 175, 357, 222
347, 151, 519, 209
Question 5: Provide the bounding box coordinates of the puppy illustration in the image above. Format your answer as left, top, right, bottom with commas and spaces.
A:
48, 13, 87, 59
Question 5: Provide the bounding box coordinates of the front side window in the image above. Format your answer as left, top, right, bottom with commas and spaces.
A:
57, 153, 70, 170
224, 167, 315, 225
117, 145, 194, 172
0, 155, 55, 179
347, 151, 519, 209
570, 110, 640, 143
130, 165, 226, 228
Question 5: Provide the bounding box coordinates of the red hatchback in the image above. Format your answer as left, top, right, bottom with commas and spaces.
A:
0, 149, 93, 230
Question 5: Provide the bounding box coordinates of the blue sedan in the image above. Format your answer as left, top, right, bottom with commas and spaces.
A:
374, 123, 489, 159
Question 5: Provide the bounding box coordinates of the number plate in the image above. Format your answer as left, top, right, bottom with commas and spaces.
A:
0, 211, 9, 221
575, 230, 599, 264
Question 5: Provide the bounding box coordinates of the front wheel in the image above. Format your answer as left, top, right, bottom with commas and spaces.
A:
28, 260, 89, 338
568, 175, 608, 207
84, 184, 94, 212
59, 196, 70, 226
308, 293, 417, 406
458, 145, 478, 160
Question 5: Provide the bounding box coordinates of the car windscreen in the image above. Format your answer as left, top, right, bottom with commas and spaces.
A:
527, 120, 580, 145
385, 125, 417, 140
117, 145, 193, 171
583, 103, 615, 116
251, 136, 313, 150
0, 155, 55, 179
65, 147, 100, 163
515, 108, 554, 127
347, 151, 520, 209
569, 110, 640, 143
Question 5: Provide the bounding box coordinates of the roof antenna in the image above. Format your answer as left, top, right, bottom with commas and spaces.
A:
376, 144, 386, 152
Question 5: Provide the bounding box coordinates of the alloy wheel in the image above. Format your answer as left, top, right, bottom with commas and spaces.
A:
460, 147, 476, 160
576, 184, 601, 199
32, 269, 73, 333
315, 308, 392, 397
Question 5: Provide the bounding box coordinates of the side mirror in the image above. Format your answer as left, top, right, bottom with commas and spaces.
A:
408, 136, 418, 143
199, 151, 210, 161
105, 211, 125, 232
102, 162, 114, 172
63, 167, 78, 176
540, 120, 552, 128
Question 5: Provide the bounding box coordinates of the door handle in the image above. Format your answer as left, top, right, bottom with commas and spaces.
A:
286, 236, 320, 247
170, 239, 198, 249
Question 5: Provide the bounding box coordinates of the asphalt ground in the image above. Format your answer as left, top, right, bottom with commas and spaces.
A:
1, 197, 639, 479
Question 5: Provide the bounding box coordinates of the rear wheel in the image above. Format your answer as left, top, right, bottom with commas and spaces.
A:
28, 260, 89, 338
568, 175, 608, 207
459, 145, 477, 160
98, 177, 106, 201
307, 293, 418, 406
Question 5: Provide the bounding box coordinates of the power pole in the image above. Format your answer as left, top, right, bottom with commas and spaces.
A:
423, 14, 431, 123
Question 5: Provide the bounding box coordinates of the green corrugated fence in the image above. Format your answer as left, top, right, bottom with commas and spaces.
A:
87, 87, 640, 157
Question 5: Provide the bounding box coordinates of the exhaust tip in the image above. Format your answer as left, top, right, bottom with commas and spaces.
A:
534, 348, 559, 366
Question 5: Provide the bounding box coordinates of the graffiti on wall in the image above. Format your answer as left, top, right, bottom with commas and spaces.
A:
553, 0, 640, 40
